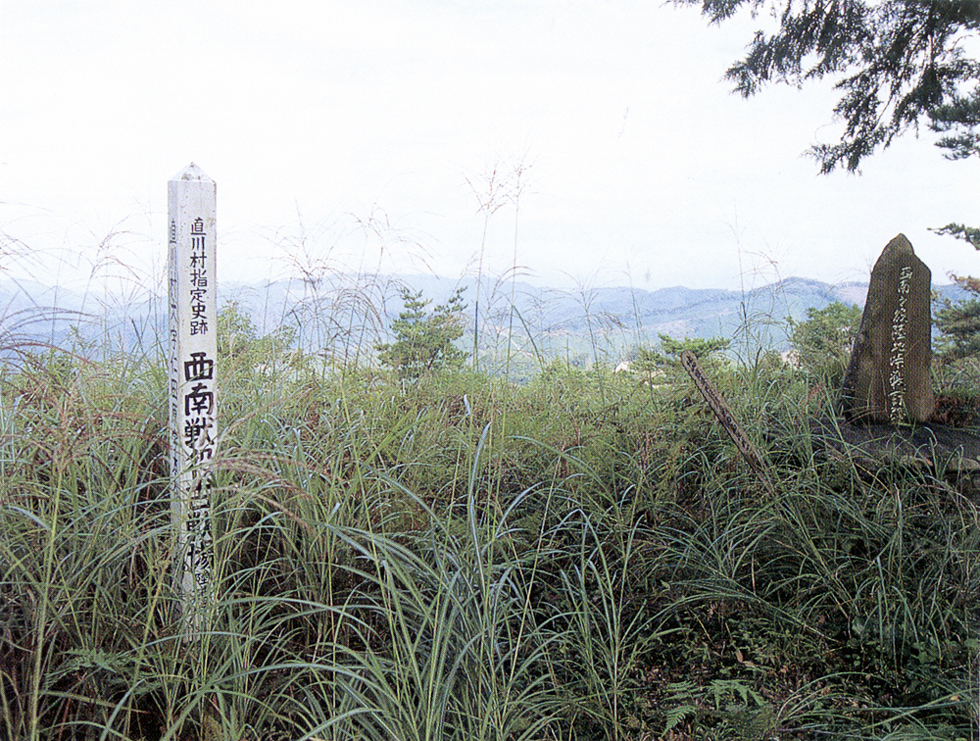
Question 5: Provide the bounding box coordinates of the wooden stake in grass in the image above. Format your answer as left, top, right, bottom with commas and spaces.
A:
679, 350, 775, 496
168, 163, 218, 635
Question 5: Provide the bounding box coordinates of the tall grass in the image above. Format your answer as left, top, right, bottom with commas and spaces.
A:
0, 295, 976, 741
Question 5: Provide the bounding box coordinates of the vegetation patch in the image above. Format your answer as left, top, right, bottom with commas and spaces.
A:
0, 296, 977, 741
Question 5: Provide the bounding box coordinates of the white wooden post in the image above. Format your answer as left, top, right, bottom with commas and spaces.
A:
168, 163, 218, 635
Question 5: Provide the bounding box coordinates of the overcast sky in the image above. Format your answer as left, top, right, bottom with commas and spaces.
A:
2, 0, 977, 294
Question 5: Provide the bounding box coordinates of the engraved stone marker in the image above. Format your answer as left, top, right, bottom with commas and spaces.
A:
168, 163, 217, 635
840, 234, 934, 425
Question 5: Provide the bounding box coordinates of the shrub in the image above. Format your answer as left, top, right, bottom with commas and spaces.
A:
787, 301, 862, 384
377, 287, 469, 380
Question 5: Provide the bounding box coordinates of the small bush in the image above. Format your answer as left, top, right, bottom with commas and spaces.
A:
787, 301, 862, 384
377, 287, 469, 380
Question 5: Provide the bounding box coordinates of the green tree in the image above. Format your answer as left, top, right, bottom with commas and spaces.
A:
217, 302, 298, 371
217, 302, 258, 359
676, 0, 980, 172
934, 274, 980, 362
658, 333, 731, 359
931, 222, 980, 249
629, 334, 731, 377
787, 301, 863, 383
930, 227, 980, 366
377, 287, 469, 380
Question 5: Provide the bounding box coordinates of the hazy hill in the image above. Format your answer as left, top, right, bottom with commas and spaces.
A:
0, 274, 969, 362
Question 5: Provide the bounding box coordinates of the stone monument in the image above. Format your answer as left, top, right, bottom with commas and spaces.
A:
839, 234, 934, 425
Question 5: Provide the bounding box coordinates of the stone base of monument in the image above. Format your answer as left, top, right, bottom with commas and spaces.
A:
809, 416, 980, 494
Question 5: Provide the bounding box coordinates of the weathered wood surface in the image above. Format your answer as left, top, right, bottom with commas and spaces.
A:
680, 350, 777, 495
168, 162, 218, 635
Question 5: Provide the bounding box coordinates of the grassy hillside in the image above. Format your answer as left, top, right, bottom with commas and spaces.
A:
0, 328, 977, 740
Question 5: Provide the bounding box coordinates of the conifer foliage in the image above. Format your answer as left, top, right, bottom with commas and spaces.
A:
677, 0, 980, 172
935, 274, 980, 362
377, 286, 469, 380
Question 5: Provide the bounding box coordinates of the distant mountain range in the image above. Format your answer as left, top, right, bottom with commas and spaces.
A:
0, 274, 969, 362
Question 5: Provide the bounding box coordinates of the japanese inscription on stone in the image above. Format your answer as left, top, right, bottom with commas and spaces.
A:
840, 234, 934, 425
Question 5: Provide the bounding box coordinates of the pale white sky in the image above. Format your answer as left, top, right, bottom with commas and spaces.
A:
1, 0, 977, 293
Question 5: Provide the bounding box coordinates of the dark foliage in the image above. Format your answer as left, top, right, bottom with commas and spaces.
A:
677, 0, 980, 172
